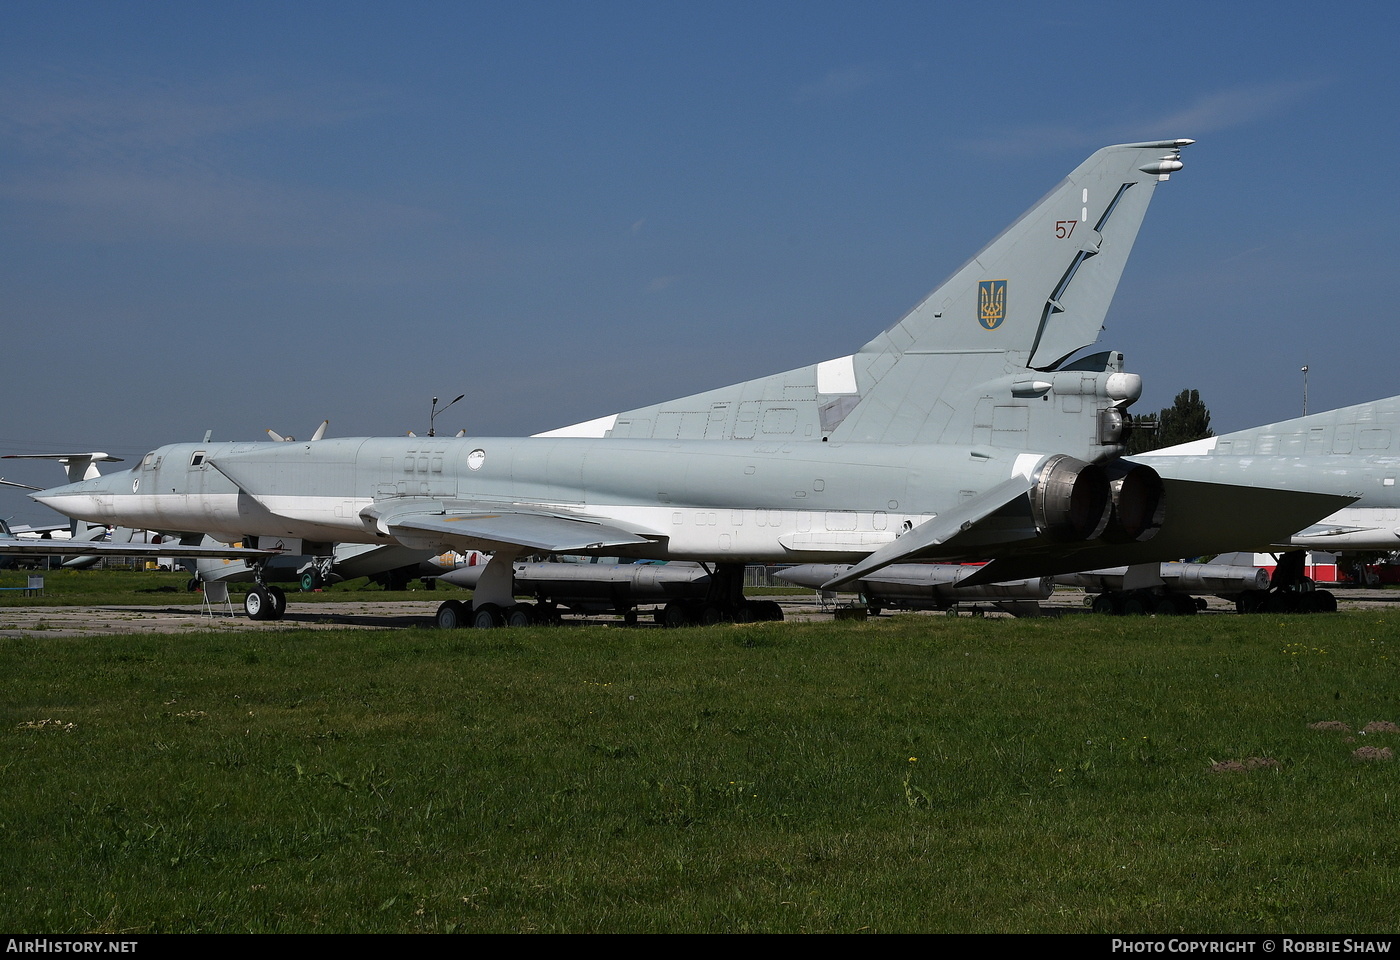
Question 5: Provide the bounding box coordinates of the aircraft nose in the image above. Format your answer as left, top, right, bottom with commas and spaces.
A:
31, 473, 123, 521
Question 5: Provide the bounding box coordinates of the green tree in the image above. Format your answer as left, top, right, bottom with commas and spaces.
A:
1126, 388, 1214, 454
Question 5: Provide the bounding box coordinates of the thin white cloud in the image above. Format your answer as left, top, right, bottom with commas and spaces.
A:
794, 64, 885, 103
0, 75, 390, 160
959, 79, 1327, 156
3, 167, 438, 248
1149, 80, 1326, 135
0, 73, 425, 248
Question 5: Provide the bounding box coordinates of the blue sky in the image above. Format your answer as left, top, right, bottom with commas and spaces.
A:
3, 1, 1398, 523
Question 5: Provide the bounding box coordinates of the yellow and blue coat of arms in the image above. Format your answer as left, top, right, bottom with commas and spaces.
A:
978, 279, 1007, 330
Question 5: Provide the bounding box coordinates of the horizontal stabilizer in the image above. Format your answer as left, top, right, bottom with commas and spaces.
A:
961, 481, 1354, 586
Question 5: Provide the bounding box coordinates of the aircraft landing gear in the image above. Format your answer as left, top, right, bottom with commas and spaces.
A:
1087, 589, 1198, 616
435, 599, 469, 629
434, 598, 540, 630
1234, 551, 1339, 614
656, 565, 785, 626
243, 558, 288, 621
244, 584, 287, 621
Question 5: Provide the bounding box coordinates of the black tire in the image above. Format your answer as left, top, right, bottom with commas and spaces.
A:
244, 587, 273, 621
505, 604, 534, 628
267, 585, 287, 620
1091, 593, 1117, 615
746, 600, 783, 622
472, 603, 503, 629
435, 599, 468, 629
1236, 590, 1265, 614
662, 601, 690, 628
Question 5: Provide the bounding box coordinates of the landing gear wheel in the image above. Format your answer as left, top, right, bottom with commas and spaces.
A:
1091, 594, 1117, 615
1171, 594, 1199, 615
662, 601, 691, 628
267, 585, 287, 620
1315, 590, 1338, 613
1236, 590, 1266, 614
472, 603, 504, 629
505, 604, 535, 628
435, 599, 468, 629
300, 571, 321, 592
187, 577, 200, 593
244, 586, 274, 621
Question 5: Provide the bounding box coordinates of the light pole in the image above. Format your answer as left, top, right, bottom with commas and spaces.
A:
1301, 366, 1309, 417
429, 393, 465, 437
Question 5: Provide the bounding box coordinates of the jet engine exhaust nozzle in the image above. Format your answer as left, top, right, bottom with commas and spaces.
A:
1031, 455, 1112, 543
1103, 461, 1166, 543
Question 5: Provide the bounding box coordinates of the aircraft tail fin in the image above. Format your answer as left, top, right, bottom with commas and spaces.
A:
2, 453, 124, 484
3, 453, 123, 539
539, 140, 1191, 452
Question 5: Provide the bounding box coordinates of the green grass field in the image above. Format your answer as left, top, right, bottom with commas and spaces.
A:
3, 607, 1398, 933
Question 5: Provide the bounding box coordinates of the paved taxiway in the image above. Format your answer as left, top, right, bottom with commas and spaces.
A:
2, 589, 1399, 637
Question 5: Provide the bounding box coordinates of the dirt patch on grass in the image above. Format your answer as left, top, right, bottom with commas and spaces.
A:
1210, 757, 1282, 773
1361, 721, 1400, 734
1352, 746, 1395, 762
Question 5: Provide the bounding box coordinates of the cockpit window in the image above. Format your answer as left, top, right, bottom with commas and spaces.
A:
142, 452, 155, 469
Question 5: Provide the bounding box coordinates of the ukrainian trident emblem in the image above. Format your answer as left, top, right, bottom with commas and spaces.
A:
978, 279, 1007, 330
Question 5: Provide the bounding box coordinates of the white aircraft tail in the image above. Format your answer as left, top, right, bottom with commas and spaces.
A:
540, 140, 1191, 457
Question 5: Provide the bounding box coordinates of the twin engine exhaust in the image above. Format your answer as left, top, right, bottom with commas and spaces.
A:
1030, 454, 1164, 543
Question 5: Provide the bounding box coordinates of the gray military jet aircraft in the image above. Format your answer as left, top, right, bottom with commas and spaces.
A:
30, 140, 1353, 628
1138, 396, 1400, 553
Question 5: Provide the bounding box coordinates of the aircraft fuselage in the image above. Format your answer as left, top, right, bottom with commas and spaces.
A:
39, 436, 1064, 564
